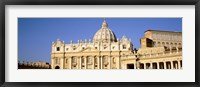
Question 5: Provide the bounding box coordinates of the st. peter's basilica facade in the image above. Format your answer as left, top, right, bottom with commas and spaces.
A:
51, 19, 182, 69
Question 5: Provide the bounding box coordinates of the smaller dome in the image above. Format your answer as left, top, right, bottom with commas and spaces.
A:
93, 19, 117, 43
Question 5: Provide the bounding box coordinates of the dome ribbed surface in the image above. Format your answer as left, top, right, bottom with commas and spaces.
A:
93, 19, 117, 42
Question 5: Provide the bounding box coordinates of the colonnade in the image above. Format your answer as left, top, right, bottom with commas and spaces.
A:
54, 57, 182, 69
64, 56, 113, 69
138, 60, 182, 69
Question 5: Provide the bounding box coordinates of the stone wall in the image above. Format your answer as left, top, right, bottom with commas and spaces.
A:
18, 61, 51, 69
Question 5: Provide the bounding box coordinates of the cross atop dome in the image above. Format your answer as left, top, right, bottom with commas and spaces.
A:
104, 18, 106, 22
102, 18, 108, 28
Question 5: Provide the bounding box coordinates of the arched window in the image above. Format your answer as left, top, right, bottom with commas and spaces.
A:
55, 66, 60, 69
166, 42, 169, 45
162, 42, 165, 45
113, 57, 116, 63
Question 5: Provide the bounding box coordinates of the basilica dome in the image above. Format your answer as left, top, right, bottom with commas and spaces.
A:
93, 19, 117, 43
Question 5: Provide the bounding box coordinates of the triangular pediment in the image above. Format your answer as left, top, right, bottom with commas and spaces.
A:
80, 47, 99, 52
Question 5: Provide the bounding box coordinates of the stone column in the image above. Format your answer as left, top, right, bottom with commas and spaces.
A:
136, 61, 140, 69
175, 62, 178, 69
157, 62, 160, 69
60, 58, 64, 69
93, 57, 95, 69
150, 62, 152, 69
163, 52, 165, 55
79, 57, 82, 69
134, 63, 137, 69
109, 57, 112, 69
69, 57, 71, 69
51, 59, 54, 69
176, 47, 179, 53
85, 57, 87, 69
107, 57, 110, 69
171, 61, 173, 69
63, 58, 66, 69
121, 64, 124, 69
101, 56, 103, 69
178, 60, 181, 69
164, 62, 166, 69
124, 64, 127, 69
144, 63, 146, 69
118, 56, 121, 69
98, 56, 100, 69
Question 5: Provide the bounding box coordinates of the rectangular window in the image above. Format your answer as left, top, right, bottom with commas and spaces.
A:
56, 47, 60, 51
112, 46, 115, 49
123, 45, 126, 49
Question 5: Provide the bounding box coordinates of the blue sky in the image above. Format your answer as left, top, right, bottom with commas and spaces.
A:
18, 18, 182, 63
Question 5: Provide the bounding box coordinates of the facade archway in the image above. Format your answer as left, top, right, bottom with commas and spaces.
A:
127, 64, 134, 69
140, 63, 144, 69
159, 62, 164, 69
152, 63, 157, 69
55, 66, 60, 69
